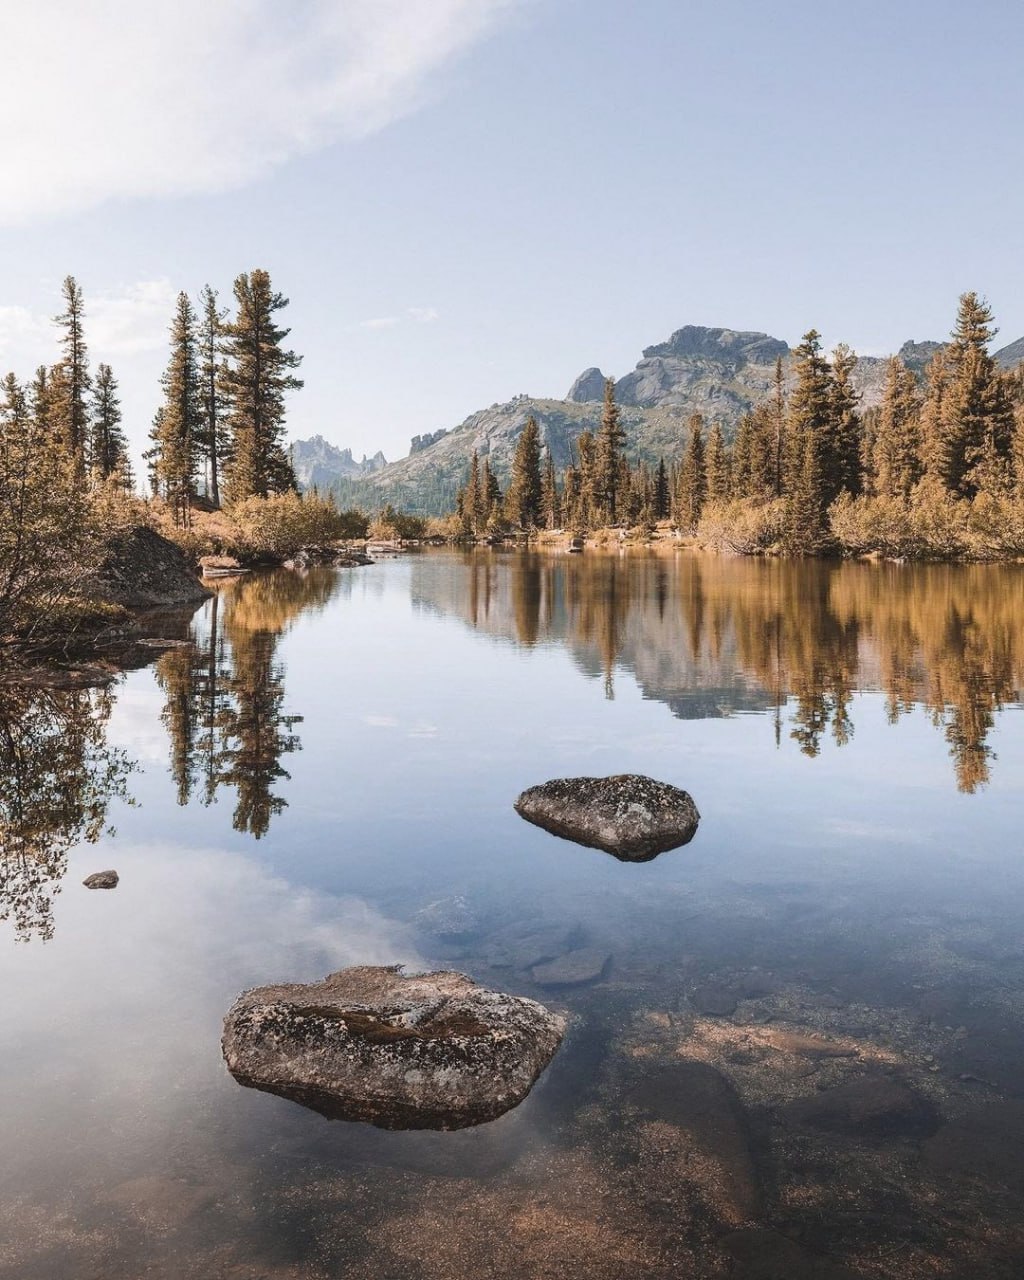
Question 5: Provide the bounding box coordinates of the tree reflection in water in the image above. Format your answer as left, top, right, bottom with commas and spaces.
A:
416, 552, 1024, 794
0, 683, 134, 942
156, 569, 338, 838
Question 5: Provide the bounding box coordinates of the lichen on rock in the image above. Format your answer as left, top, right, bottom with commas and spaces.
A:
221, 965, 566, 1130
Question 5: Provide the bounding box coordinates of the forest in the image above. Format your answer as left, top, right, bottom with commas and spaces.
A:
451, 293, 1024, 560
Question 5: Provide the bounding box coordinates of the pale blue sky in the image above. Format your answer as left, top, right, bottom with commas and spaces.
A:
0, 0, 1021, 466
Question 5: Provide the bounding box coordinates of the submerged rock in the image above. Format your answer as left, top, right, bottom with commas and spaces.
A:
531, 948, 611, 988
83, 870, 119, 889
781, 1075, 939, 1138
221, 965, 566, 1130
514, 774, 699, 861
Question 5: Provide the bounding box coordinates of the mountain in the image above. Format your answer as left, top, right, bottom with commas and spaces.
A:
291, 435, 386, 490
304, 323, 1024, 516
995, 335, 1024, 369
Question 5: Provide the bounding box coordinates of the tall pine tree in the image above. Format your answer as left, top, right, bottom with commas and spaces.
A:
221, 269, 303, 502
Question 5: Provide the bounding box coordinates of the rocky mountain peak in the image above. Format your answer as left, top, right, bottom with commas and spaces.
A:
641, 325, 789, 366
566, 367, 608, 403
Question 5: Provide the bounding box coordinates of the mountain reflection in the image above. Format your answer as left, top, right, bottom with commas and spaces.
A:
155, 569, 337, 837
412, 552, 1024, 793
0, 683, 134, 941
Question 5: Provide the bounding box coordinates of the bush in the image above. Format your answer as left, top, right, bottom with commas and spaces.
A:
696, 498, 786, 555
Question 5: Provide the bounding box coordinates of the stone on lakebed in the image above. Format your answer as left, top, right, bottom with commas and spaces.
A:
221, 965, 566, 1130
514, 774, 699, 861
83, 870, 119, 889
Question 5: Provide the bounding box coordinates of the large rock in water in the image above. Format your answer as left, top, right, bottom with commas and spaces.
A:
90, 526, 210, 610
221, 966, 566, 1130
514, 774, 699, 861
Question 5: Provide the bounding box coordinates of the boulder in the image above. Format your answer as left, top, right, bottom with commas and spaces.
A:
514, 774, 699, 861
530, 948, 610, 987
565, 367, 608, 403
222, 965, 566, 1130
90, 527, 210, 610
83, 870, 119, 889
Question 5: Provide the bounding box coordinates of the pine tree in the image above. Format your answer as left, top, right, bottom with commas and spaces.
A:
221, 269, 303, 502
541, 449, 560, 528
654, 457, 670, 518
482, 458, 502, 525
575, 430, 597, 530
872, 357, 922, 498
51, 275, 91, 470
198, 284, 229, 507
770, 355, 786, 497
938, 292, 1015, 497
705, 421, 731, 503
675, 413, 706, 531
89, 363, 127, 481
828, 343, 863, 500
505, 415, 543, 529
784, 332, 833, 548
594, 377, 627, 523
153, 292, 201, 527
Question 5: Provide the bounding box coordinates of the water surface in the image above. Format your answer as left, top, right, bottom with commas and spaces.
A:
2, 550, 1024, 1278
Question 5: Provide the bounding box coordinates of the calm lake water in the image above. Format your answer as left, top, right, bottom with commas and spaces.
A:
3, 549, 1024, 1278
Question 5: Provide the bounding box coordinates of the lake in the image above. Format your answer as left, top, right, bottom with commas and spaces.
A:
2, 548, 1024, 1278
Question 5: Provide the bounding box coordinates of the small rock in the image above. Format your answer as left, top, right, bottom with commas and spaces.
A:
83, 870, 119, 889
530, 948, 610, 987
222, 965, 565, 1131
514, 774, 699, 861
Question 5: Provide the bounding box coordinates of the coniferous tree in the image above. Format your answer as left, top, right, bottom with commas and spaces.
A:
575, 430, 597, 530
872, 357, 922, 498
784, 331, 833, 548
51, 275, 91, 470
541, 449, 560, 528
770, 355, 787, 497
505, 415, 543, 529
594, 377, 627, 523
198, 284, 229, 507
705, 421, 731, 503
221, 269, 303, 502
675, 413, 706, 530
938, 292, 1015, 497
654, 457, 670, 518
829, 343, 863, 501
89, 363, 127, 482
152, 292, 201, 527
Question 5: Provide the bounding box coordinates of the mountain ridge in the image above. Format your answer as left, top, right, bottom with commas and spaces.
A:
297, 323, 1024, 516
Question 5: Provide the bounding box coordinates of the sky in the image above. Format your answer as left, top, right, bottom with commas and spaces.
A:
0, 0, 1021, 469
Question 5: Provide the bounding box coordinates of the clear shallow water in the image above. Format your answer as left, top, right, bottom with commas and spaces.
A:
2, 550, 1024, 1278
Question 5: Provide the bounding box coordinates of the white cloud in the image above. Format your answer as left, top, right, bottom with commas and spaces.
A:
89, 279, 178, 355
0, 1, 525, 225
0, 278, 177, 376
358, 306, 441, 331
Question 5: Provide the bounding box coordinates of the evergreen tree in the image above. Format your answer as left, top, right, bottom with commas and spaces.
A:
938, 292, 1015, 497
89, 363, 127, 481
829, 343, 863, 500
152, 292, 201, 527
784, 332, 833, 548
675, 413, 706, 530
51, 275, 91, 469
505, 415, 543, 529
575, 430, 597, 530
221, 269, 303, 502
770, 355, 787, 497
654, 457, 670, 518
872, 357, 922, 498
705, 421, 731, 503
482, 458, 502, 525
198, 284, 229, 507
594, 377, 627, 523
541, 449, 560, 529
